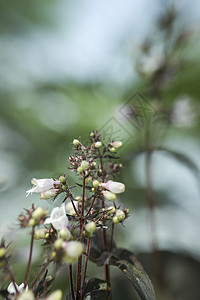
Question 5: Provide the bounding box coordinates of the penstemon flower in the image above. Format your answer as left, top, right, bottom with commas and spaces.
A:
102, 190, 117, 201
44, 203, 68, 230
40, 189, 59, 200
100, 180, 125, 194
26, 178, 60, 197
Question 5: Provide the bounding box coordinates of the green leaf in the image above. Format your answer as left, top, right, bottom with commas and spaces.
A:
83, 278, 111, 300
91, 248, 156, 300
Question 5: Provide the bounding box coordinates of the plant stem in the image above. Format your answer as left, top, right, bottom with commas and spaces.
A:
30, 259, 50, 289
69, 264, 75, 300
85, 195, 96, 217
24, 226, 35, 287
76, 173, 86, 300
5, 258, 19, 294
81, 237, 90, 290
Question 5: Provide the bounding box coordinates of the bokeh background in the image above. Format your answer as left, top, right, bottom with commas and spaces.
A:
0, 0, 200, 299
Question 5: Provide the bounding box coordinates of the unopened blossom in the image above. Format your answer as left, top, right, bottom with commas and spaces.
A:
66, 201, 78, 216
40, 189, 59, 200
63, 241, 83, 264
26, 178, 60, 197
115, 209, 125, 221
17, 290, 34, 300
94, 141, 102, 148
102, 190, 116, 201
7, 282, 28, 294
73, 139, 81, 146
110, 141, 123, 148
100, 180, 125, 194
46, 290, 62, 300
45, 203, 68, 230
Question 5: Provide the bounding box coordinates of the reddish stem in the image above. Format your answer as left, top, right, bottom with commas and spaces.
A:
24, 226, 35, 287
69, 264, 75, 300
81, 237, 91, 291
30, 259, 50, 289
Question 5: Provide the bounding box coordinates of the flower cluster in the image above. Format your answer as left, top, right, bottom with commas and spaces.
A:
1, 131, 128, 300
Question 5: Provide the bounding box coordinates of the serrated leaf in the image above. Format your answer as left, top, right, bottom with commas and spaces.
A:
83, 278, 111, 300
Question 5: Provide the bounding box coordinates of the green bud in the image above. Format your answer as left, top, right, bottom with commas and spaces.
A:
80, 160, 89, 171
124, 208, 129, 214
54, 238, 63, 250
73, 139, 81, 146
0, 248, 6, 258
115, 209, 125, 221
77, 166, 83, 173
107, 206, 115, 215
51, 251, 57, 259
91, 162, 96, 167
32, 207, 44, 219
34, 229, 47, 240
28, 218, 36, 227
99, 169, 102, 173
85, 222, 96, 234
58, 228, 71, 241
119, 163, 123, 168
109, 147, 116, 152
112, 216, 119, 223
93, 180, 99, 188
90, 132, 94, 137
94, 141, 102, 148
59, 176, 66, 183
61, 185, 66, 190
75, 196, 82, 202
91, 187, 95, 192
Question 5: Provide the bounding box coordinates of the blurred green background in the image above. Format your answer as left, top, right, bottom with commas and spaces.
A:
0, 0, 200, 299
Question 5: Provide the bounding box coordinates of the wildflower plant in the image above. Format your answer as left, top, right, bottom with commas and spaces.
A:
0, 131, 156, 300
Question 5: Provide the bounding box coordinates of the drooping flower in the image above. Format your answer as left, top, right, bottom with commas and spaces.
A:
26, 178, 60, 197
44, 203, 68, 230
100, 180, 125, 194
7, 282, 28, 294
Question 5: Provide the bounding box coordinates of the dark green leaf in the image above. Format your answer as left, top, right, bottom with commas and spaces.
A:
83, 278, 111, 300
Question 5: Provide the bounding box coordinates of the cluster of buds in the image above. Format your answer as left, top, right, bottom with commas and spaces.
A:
18, 205, 48, 228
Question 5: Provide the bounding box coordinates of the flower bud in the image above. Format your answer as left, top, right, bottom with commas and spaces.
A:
73, 139, 81, 146
85, 176, 92, 183
90, 132, 94, 137
91, 187, 95, 192
80, 160, 89, 171
102, 191, 116, 201
110, 141, 122, 148
94, 141, 102, 148
59, 176, 66, 183
99, 169, 102, 173
0, 248, 6, 258
85, 222, 96, 234
124, 208, 129, 214
93, 180, 99, 188
17, 291, 34, 300
46, 290, 62, 300
54, 238, 63, 250
51, 251, 57, 259
40, 189, 58, 200
77, 166, 83, 173
75, 196, 82, 202
119, 163, 123, 168
115, 209, 125, 221
34, 229, 47, 240
91, 162, 96, 167
107, 206, 115, 215
109, 147, 115, 152
58, 228, 71, 241
63, 241, 84, 264
32, 207, 44, 219
28, 218, 36, 227
112, 216, 119, 223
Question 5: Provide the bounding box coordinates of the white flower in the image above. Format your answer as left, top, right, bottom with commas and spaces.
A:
100, 180, 125, 194
17, 291, 34, 300
66, 201, 78, 216
7, 282, 28, 294
94, 141, 102, 148
26, 178, 60, 197
46, 290, 62, 300
44, 203, 68, 230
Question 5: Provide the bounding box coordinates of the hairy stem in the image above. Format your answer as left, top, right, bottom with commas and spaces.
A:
76, 173, 86, 300
24, 226, 35, 287
81, 237, 90, 290
5, 258, 19, 294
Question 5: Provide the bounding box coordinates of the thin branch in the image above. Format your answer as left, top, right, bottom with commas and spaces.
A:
69, 264, 75, 300
30, 259, 51, 289
24, 226, 35, 287
81, 237, 90, 291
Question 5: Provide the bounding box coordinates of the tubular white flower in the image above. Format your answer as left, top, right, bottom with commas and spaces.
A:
26, 178, 60, 197
44, 203, 68, 230
7, 282, 28, 294
100, 180, 125, 194
40, 189, 59, 200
